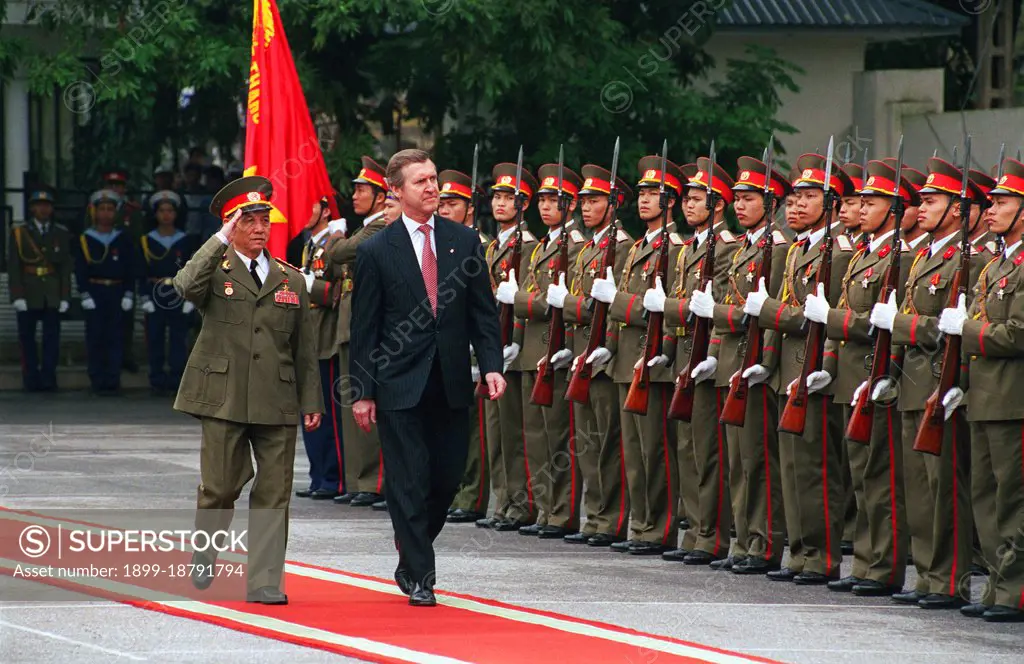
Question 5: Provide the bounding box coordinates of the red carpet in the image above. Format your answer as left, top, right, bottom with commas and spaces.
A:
0, 509, 778, 664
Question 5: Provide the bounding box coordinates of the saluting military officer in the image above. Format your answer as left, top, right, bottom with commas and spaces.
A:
498, 164, 587, 539
437, 169, 492, 524
333, 156, 391, 507
138, 190, 197, 395
589, 155, 685, 555
648, 157, 740, 564
751, 154, 856, 584
74, 189, 138, 395
808, 159, 917, 597
555, 164, 634, 546
7, 188, 72, 392
478, 163, 539, 531
175, 176, 323, 605
937, 157, 1024, 622
688, 156, 790, 574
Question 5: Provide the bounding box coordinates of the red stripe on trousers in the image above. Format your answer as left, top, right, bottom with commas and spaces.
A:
821, 394, 832, 572
568, 401, 578, 522
950, 415, 959, 596
661, 388, 674, 545
714, 387, 725, 556
523, 407, 535, 510
887, 406, 899, 584
476, 397, 487, 511
761, 386, 773, 560
615, 429, 627, 536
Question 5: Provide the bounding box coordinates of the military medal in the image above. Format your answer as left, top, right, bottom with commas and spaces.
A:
499, 259, 509, 280
547, 258, 556, 279
928, 272, 940, 296
861, 267, 874, 289
746, 262, 756, 283
642, 260, 651, 280
275, 287, 300, 305
998, 277, 1008, 300
224, 281, 234, 296
588, 259, 599, 278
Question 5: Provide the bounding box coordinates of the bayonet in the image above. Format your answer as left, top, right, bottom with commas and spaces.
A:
609, 136, 621, 207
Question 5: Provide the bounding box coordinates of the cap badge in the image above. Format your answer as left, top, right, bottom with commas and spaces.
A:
802, 169, 813, 179
584, 178, 593, 188
500, 175, 512, 185
740, 171, 751, 181
867, 176, 876, 186
442, 182, 452, 191
247, 192, 261, 202
543, 177, 555, 186
645, 169, 656, 180
926, 174, 936, 184
1000, 175, 1009, 184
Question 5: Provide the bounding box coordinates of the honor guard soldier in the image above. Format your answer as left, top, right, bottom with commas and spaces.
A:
138, 191, 196, 395
649, 157, 740, 563
293, 198, 352, 501
937, 157, 1024, 622
7, 188, 72, 392
174, 175, 323, 605
333, 156, 391, 507
588, 155, 686, 555
437, 169, 491, 523
871, 157, 989, 609
497, 163, 586, 539
104, 169, 145, 373
751, 154, 856, 584
968, 169, 998, 251
478, 163, 539, 531
555, 164, 634, 546
74, 189, 138, 395
886, 161, 928, 252
808, 159, 917, 597
687, 156, 791, 573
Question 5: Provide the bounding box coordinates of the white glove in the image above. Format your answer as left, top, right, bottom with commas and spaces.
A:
80, 296, 96, 311
636, 354, 669, 369
12, 299, 27, 312
182, 301, 195, 315
546, 273, 568, 309
785, 377, 799, 396
121, 295, 134, 312
851, 380, 868, 404
496, 269, 518, 305
303, 270, 316, 293
471, 365, 481, 383
806, 370, 832, 394
548, 348, 573, 371
58, 300, 69, 314
141, 298, 156, 314
938, 294, 967, 336
741, 364, 770, 386
690, 357, 717, 383
328, 218, 347, 235
586, 347, 612, 368
743, 277, 768, 317
804, 282, 830, 324
689, 281, 715, 319
871, 377, 896, 402
869, 291, 897, 332
643, 276, 666, 313
942, 387, 964, 420
502, 343, 520, 371
590, 267, 617, 304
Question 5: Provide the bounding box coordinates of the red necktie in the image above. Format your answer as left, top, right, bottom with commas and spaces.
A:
418, 223, 437, 314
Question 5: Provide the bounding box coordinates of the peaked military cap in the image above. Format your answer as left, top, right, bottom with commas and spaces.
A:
579, 164, 634, 205
352, 156, 389, 191
883, 158, 927, 196
149, 190, 183, 211
919, 158, 988, 203
733, 156, 792, 198
102, 170, 128, 184
537, 164, 583, 199
491, 162, 539, 200
209, 175, 273, 220
840, 163, 865, 193
89, 189, 122, 206
688, 157, 735, 205
859, 160, 921, 206
636, 156, 685, 195
990, 159, 1024, 197
794, 153, 854, 197
969, 169, 997, 206
438, 170, 473, 200
29, 188, 55, 204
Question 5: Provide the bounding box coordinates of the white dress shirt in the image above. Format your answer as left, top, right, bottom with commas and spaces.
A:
869, 229, 896, 254
928, 231, 957, 258
364, 210, 386, 227
240, 252, 270, 285
498, 224, 516, 246
1005, 239, 1022, 259
403, 213, 437, 268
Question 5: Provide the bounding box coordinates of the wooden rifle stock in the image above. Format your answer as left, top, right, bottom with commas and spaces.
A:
668, 229, 717, 422
623, 231, 669, 415
566, 223, 617, 404
531, 224, 570, 407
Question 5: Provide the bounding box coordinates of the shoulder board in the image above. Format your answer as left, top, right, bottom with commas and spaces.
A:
669, 232, 683, 246
569, 229, 585, 243
836, 235, 853, 252
274, 257, 300, 273
719, 229, 737, 243
521, 230, 536, 243
986, 240, 998, 254
616, 229, 630, 243
772, 230, 787, 245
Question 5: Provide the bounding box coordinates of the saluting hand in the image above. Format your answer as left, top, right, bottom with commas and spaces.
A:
304, 413, 322, 431
217, 209, 242, 244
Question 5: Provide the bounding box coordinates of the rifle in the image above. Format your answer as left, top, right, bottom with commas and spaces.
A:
914, 136, 973, 455
470, 144, 490, 399
779, 137, 837, 435
531, 146, 570, 407
566, 137, 621, 404
623, 140, 671, 415
497, 147, 526, 356
846, 136, 906, 444
720, 138, 777, 426
668, 141, 718, 421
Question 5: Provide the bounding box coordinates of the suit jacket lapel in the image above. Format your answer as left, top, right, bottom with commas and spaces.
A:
631, 238, 655, 270
225, 246, 260, 296
685, 237, 708, 272
387, 218, 431, 310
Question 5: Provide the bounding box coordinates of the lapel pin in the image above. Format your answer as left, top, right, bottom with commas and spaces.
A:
449, 248, 455, 254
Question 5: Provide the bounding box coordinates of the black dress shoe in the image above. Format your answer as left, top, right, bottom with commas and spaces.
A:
333, 492, 355, 504
766, 567, 799, 582
394, 566, 413, 595
840, 540, 854, 555
447, 508, 486, 523
629, 542, 668, 556
350, 492, 383, 507
960, 602, 988, 618
587, 533, 626, 547
710, 555, 744, 571
794, 572, 837, 586
519, 523, 544, 536
538, 526, 573, 539
983, 605, 1024, 622
610, 539, 637, 552
891, 590, 926, 604
476, 516, 500, 528
564, 532, 593, 544
310, 489, 339, 500
677, 517, 691, 530
246, 586, 288, 605
492, 519, 530, 532
189, 553, 215, 590
683, 550, 724, 566
409, 583, 437, 607
295, 487, 315, 498
918, 593, 967, 610
371, 499, 388, 511
661, 548, 690, 562
732, 558, 781, 575
827, 575, 863, 592
851, 579, 901, 597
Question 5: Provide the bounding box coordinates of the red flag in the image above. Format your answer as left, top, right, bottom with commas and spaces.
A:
244, 0, 336, 259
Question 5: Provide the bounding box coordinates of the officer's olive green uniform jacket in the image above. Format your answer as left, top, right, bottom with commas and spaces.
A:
329, 214, 388, 350
7, 220, 73, 309
173, 235, 323, 425
486, 224, 537, 371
